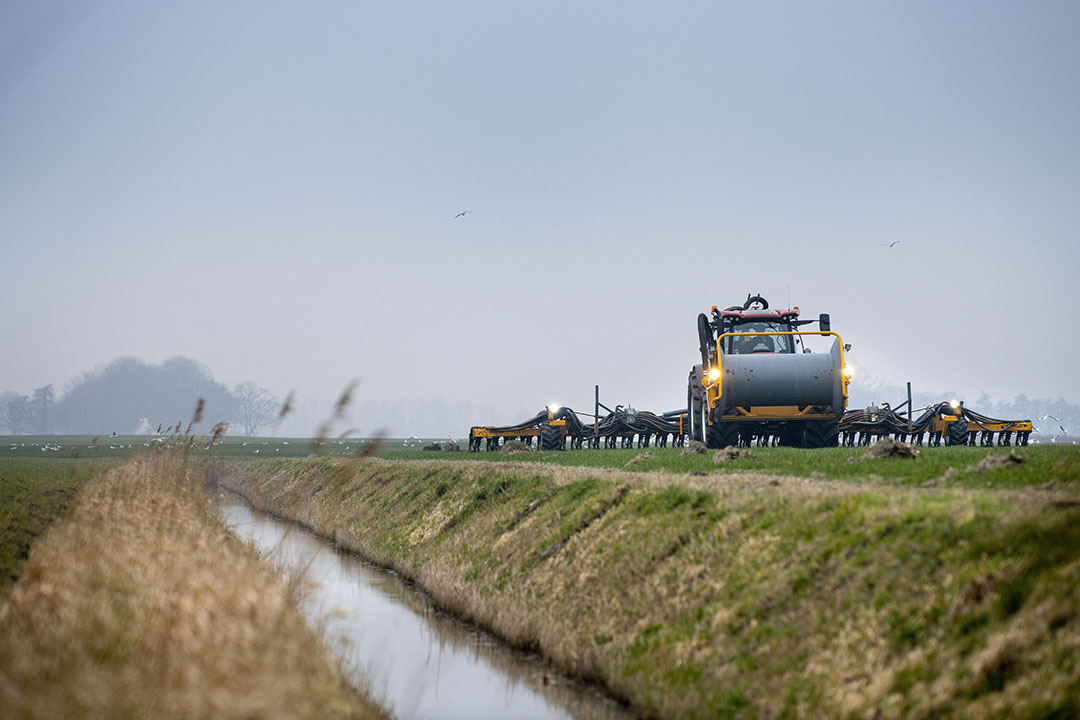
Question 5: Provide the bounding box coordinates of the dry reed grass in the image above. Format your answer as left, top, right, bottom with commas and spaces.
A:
0, 452, 385, 720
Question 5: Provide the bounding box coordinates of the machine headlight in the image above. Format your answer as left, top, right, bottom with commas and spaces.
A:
949, 400, 961, 410
548, 403, 561, 414
843, 365, 856, 379
707, 367, 720, 382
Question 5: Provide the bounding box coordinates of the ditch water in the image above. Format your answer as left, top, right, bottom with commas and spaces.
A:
215, 492, 635, 720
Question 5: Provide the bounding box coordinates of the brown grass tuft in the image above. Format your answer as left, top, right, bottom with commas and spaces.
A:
332, 380, 358, 421
314, 380, 362, 451
279, 390, 296, 420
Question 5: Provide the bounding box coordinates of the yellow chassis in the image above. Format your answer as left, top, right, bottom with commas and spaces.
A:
701, 330, 852, 423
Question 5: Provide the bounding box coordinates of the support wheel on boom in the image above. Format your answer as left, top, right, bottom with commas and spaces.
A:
947, 417, 969, 446
540, 423, 563, 451
804, 419, 839, 448
705, 413, 739, 449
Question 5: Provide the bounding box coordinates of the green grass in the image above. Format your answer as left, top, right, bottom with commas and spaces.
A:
218, 449, 1080, 719
7, 434, 1076, 491
0, 434, 460, 460
0, 458, 106, 588
440, 443, 1080, 489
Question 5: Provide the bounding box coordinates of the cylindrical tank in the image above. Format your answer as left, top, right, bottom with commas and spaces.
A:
719, 338, 843, 417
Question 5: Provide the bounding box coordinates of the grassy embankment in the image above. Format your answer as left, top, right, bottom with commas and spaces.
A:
0, 452, 385, 720
219, 445, 1080, 719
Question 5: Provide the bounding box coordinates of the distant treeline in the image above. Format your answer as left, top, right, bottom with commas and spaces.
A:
0, 356, 262, 436
0, 355, 497, 439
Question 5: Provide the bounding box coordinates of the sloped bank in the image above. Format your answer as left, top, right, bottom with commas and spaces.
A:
217, 456, 1080, 719
0, 453, 385, 720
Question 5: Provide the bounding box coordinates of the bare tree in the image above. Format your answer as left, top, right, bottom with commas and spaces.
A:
0, 391, 32, 435
31, 385, 56, 434
232, 382, 278, 437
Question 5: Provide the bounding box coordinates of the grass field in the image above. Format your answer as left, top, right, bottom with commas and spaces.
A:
0, 458, 109, 590
219, 445, 1080, 719
0, 434, 395, 459
6, 433, 1078, 489
5, 438, 1079, 718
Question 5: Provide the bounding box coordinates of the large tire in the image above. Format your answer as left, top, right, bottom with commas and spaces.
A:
947, 416, 969, 446
778, 424, 804, 447
540, 424, 562, 451
688, 374, 705, 444
705, 412, 739, 449
698, 313, 713, 367
804, 418, 839, 448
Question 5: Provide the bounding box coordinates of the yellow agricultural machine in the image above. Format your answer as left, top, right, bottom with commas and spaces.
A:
469, 293, 1031, 451
689, 294, 853, 449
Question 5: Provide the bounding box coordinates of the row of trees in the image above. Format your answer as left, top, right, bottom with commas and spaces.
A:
0, 357, 282, 437
0, 385, 55, 435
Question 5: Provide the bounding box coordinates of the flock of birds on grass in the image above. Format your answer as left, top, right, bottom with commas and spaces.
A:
5, 420, 1076, 454
5, 438, 383, 453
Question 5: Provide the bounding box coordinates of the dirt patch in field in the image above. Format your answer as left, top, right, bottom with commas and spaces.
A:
975, 450, 1025, 472
860, 437, 919, 459
713, 446, 754, 463
500, 440, 532, 455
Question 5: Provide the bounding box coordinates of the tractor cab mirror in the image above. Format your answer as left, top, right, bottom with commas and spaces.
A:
819, 313, 831, 332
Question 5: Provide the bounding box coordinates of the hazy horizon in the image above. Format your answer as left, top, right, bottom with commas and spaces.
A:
3, 2, 1078, 425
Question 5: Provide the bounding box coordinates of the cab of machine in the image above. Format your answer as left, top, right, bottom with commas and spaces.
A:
719, 309, 799, 355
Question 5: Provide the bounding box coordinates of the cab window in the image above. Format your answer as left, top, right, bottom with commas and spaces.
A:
725, 322, 792, 354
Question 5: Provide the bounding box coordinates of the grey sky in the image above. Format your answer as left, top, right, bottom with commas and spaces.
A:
2, 1, 1078, 430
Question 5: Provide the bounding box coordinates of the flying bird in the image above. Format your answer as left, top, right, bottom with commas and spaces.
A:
880, 240, 901, 247
1036, 415, 1067, 433
453, 210, 471, 219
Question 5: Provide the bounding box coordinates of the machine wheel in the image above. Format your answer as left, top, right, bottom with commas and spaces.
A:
540, 424, 562, 451
688, 384, 704, 444
778, 424, 804, 447
705, 413, 739, 449
947, 417, 969, 446
804, 419, 839, 448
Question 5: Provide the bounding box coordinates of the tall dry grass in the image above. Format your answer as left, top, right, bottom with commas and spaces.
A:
0, 452, 385, 720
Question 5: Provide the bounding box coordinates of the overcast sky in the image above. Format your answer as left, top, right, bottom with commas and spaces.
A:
2, 1, 1078, 427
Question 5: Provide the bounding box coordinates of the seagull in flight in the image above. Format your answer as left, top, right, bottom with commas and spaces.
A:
1037, 414, 1068, 433
880, 240, 901, 247
453, 210, 471, 219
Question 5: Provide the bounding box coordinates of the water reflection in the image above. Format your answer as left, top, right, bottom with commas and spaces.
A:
216, 492, 634, 720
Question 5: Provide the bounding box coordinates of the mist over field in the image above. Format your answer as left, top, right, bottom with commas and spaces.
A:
1, 352, 1077, 440
2, 2, 1078, 430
